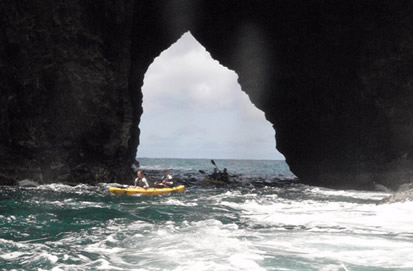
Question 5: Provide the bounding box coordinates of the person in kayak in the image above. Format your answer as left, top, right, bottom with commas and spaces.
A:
221, 168, 230, 183
208, 168, 230, 183
210, 168, 219, 179
154, 169, 174, 188
134, 170, 149, 188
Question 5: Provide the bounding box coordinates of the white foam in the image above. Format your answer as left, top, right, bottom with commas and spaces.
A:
86, 259, 124, 270
4, 182, 412, 270
162, 198, 198, 206
308, 186, 390, 201
228, 254, 265, 270
44, 253, 58, 264
0, 251, 24, 260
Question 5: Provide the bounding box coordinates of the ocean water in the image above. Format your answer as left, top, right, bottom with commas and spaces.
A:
1, 158, 413, 271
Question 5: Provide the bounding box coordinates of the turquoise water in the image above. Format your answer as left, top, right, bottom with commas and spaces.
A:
1, 158, 413, 270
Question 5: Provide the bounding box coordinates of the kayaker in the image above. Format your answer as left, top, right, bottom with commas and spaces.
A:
134, 170, 149, 188
208, 168, 230, 183
221, 168, 230, 183
210, 168, 219, 179
154, 169, 174, 187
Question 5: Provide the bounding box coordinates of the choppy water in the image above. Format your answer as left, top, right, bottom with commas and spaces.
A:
1, 159, 413, 270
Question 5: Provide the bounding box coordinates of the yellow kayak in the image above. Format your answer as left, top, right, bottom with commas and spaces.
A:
109, 185, 185, 195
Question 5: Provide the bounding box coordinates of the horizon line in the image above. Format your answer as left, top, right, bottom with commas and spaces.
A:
136, 156, 286, 161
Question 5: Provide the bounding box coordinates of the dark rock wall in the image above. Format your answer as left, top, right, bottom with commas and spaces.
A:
1, 0, 412, 189
0, 0, 134, 184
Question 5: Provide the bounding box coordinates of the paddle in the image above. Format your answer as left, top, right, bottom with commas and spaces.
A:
199, 170, 206, 174
211, 159, 220, 172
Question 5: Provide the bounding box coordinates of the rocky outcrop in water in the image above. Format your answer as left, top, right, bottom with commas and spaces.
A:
1, 1, 412, 190
378, 183, 413, 204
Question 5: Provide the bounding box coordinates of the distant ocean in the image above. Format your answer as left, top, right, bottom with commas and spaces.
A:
1, 158, 412, 270
136, 157, 296, 180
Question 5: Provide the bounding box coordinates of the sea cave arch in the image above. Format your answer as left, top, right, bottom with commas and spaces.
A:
0, 1, 411, 190
136, 32, 285, 161
128, 1, 413, 190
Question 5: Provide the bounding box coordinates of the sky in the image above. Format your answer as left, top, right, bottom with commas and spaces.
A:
137, 32, 285, 160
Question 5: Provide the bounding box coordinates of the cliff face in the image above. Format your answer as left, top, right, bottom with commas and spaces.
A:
1, 1, 412, 189
0, 0, 135, 184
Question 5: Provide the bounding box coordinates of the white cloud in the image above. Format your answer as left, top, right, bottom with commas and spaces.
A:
138, 32, 285, 160
143, 33, 240, 112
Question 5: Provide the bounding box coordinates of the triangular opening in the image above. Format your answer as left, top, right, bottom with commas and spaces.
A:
137, 32, 285, 160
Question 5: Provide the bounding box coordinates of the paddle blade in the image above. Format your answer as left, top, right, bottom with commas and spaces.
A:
211, 160, 216, 166
199, 170, 206, 174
